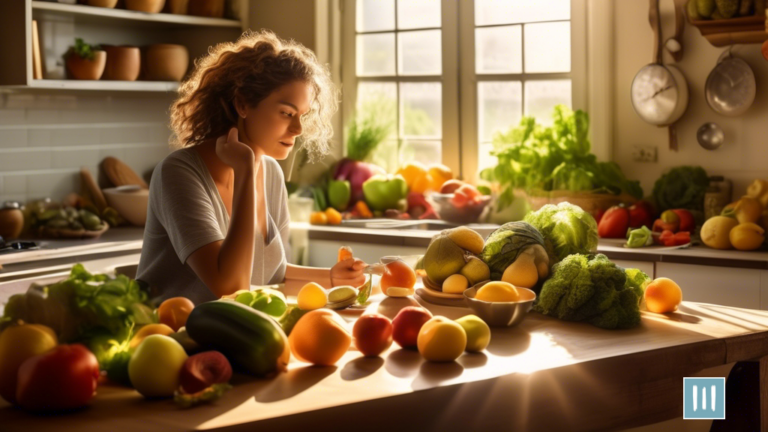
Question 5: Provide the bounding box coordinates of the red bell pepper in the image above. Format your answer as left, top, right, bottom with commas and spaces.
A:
628, 200, 655, 229
672, 209, 695, 232
672, 231, 691, 246
598, 206, 630, 238
657, 230, 675, 246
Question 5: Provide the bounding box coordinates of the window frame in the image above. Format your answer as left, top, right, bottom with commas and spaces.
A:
341, 0, 587, 181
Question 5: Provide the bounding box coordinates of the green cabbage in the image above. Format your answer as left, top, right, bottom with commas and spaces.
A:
652, 166, 709, 213
523, 202, 598, 263
480, 221, 549, 281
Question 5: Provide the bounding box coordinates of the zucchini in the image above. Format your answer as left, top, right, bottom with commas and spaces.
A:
185, 300, 290, 377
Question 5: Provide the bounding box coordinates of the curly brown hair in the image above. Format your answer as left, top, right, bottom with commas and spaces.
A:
169, 30, 338, 161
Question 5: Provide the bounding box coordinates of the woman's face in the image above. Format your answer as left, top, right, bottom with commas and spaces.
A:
236, 80, 312, 160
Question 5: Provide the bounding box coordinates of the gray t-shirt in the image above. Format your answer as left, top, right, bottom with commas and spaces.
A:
136, 147, 290, 305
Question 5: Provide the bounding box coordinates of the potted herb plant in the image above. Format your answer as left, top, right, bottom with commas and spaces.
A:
65, 38, 107, 80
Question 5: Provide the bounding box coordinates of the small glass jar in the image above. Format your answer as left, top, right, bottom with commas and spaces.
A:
704, 176, 731, 220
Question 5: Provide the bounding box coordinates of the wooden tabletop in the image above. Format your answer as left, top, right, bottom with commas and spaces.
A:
2, 291, 768, 432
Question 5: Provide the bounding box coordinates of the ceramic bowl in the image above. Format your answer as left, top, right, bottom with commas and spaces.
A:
463, 281, 536, 327
102, 186, 149, 226
125, 0, 165, 13
103, 46, 140, 81
144, 44, 189, 81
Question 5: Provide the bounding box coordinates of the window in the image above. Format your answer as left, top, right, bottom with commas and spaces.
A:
342, 0, 585, 179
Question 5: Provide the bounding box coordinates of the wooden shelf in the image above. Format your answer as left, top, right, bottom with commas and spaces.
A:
32, 1, 241, 28
13, 79, 181, 92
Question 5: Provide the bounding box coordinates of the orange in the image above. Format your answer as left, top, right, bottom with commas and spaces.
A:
289, 309, 351, 366
157, 297, 195, 331
310, 211, 328, 225
410, 173, 431, 194
325, 207, 342, 225
397, 162, 430, 194
380, 260, 417, 293
427, 164, 453, 191
644, 278, 682, 313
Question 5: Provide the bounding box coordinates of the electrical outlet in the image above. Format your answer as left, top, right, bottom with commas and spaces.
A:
632, 145, 657, 162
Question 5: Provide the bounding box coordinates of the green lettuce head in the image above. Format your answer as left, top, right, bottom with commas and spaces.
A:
523, 202, 598, 263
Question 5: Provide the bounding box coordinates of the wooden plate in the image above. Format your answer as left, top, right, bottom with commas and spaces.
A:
420, 284, 464, 299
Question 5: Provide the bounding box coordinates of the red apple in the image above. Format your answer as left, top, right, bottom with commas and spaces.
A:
392, 306, 433, 349
353, 313, 394, 357
16, 344, 99, 411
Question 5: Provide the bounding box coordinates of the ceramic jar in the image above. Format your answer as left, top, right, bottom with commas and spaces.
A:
144, 44, 189, 81
0, 202, 24, 240
125, 0, 165, 13
163, 0, 188, 14
188, 0, 224, 18
86, 0, 119, 7
103, 46, 140, 81
66, 50, 107, 80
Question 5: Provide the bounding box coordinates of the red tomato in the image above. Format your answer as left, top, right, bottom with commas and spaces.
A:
598, 206, 630, 238
594, 208, 607, 225
16, 344, 99, 411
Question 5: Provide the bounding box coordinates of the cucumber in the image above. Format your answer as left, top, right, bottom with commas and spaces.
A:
185, 300, 290, 377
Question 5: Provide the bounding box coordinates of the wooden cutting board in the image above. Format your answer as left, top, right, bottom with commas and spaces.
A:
101, 157, 148, 189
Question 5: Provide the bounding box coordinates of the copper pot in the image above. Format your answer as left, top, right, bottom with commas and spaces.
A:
188, 0, 224, 17
103, 46, 140, 81
125, 0, 165, 13
66, 50, 107, 80
144, 44, 188, 81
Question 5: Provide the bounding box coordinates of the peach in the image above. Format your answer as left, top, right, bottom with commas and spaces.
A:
391, 306, 433, 349
417, 316, 467, 362
644, 277, 683, 314
353, 313, 393, 357
289, 309, 352, 366
380, 260, 417, 294
158, 297, 195, 331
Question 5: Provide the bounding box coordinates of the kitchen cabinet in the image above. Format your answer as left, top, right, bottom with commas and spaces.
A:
656, 262, 762, 309
0, 0, 243, 92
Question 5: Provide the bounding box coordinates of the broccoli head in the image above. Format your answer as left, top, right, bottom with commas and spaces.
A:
533, 253, 642, 330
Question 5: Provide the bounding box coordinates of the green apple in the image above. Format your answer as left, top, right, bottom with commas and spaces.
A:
328, 180, 351, 211
362, 174, 408, 211
455, 315, 491, 352
129, 334, 188, 398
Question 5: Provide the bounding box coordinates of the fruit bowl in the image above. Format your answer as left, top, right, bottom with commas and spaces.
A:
463, 281, 536, 327
429, 193, 491, 225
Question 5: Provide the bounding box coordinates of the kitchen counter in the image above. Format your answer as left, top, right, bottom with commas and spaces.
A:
1, 288, 767, 431
302, 223, 768, 269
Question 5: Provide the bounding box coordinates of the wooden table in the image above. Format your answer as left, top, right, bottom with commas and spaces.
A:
2, 294, 768, 432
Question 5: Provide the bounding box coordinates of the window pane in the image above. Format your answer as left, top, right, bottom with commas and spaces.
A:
478, 142, 495, 172
401, 140, 442, 166
478, 81, 522, 143
357, 82, 397, 136
476, 26, 522, 74
524, 22, 571, 73
475, 0, 570, 26
357, 0, 395, 32
357, 33, 396, 76
369, 140, 399, 173
524, 80, 572, 125
398, 30, 442, 76
397, 0, 440, 29
400, 82, 442, 139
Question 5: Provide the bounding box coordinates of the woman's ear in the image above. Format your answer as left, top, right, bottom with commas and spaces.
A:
233, 97, 248, 119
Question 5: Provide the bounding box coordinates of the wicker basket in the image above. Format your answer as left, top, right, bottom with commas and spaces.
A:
521, 189, 637, 217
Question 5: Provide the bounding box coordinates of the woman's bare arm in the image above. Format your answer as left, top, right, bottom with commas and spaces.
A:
186, 128, 257, 297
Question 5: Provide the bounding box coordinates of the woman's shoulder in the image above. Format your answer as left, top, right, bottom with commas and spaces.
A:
150, 147, 206, 188
263, 156, 286, 183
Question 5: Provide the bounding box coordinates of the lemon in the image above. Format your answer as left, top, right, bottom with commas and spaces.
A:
475, 281, 520, 302
297, 282, 328, 310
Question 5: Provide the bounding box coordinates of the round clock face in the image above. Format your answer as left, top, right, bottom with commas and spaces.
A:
631, 64, 679, 125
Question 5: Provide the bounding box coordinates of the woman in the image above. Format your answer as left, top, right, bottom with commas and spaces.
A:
137, 31, 366, 305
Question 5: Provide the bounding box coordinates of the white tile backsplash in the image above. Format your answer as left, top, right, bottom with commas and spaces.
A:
0, 150, 52, 172
0, 129, 28, 148
0, 94, 173, 202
